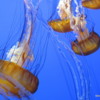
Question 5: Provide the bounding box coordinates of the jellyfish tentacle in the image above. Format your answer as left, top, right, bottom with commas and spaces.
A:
49, 27, 89, 99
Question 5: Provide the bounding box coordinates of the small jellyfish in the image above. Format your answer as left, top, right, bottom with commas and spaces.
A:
82, 0, 100, 9
0, 0, 38, 98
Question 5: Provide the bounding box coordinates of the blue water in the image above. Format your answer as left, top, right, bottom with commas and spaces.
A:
0, 0, 100, 100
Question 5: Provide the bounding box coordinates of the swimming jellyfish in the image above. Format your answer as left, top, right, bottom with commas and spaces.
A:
0, 0, 38, 98
48, 0, 100, 55
48, 0, 72, 33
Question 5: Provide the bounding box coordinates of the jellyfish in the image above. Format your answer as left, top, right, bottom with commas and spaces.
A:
0, 0, 39, 98
48, 0, 72, 33
70, 15, 100, 55
48, 0, 100, 55
82, 0, 100, 9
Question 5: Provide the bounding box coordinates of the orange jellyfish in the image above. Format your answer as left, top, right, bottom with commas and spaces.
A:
48, 0, 73, 33
70, 15, 100, 55
82, 0, 100, 9
71, 31, 100, 55
0, 0, 38, 98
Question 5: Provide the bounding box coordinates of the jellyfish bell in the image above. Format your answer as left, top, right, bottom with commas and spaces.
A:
0, 0, 39, 98
71, 31, 100, 55
48, 19, 73, 33
82, 0, 100, 9
0, 60, 38, 98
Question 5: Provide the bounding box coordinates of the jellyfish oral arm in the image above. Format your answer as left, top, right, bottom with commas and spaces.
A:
6, 41, 33, 67
57, 0, 90, 41
57, 0, 73, 20
6, 0, 34, 67
57, 0, 68, 19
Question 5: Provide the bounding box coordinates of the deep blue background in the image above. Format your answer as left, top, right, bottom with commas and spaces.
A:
0, 0, 100, 100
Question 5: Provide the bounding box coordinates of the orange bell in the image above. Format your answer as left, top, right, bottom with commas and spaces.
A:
71, 32, 100, 55
0, 60, 38, 97
48, 19, 72, 33
82, 0, 100, 9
